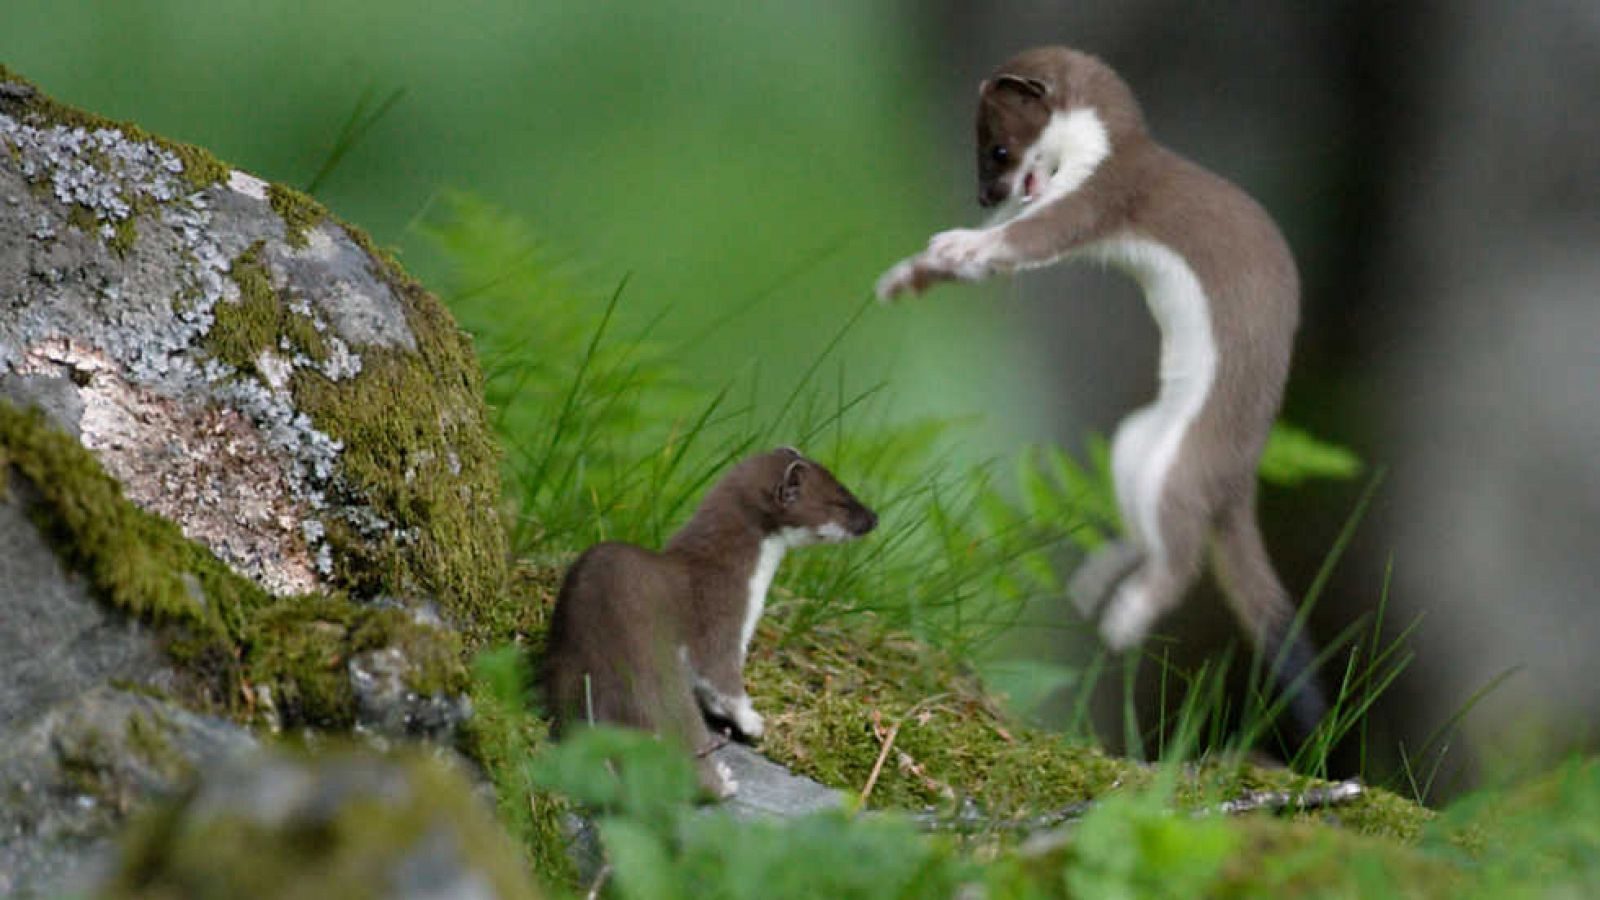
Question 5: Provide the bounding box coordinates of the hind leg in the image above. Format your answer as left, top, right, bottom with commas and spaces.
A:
1100, 528, 1208, 652
1096, 417, 1212, 651
1068, 409, 1160, 621
656, 659, 739, 799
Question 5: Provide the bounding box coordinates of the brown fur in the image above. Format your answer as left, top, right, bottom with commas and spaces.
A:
880, 47, 1325, 736
542, 448, 876, 795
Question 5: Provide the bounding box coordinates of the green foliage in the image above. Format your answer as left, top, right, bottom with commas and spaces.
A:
660, 811, 966, 900
527, 727, 700, 835
1258, 422, 1364, 486
420, 194, 704, 556
1063, 783, 1239, 900
462, 643, 578, 886
103, 745, 543, 900
527, 724, 969, 900
1426, 757, 1600, 898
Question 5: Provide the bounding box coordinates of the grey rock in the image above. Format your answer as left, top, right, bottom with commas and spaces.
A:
0, 372, 83, 439
349, 644, 473, 743
0, 479, 168, 730
714, 742, 846, 819
0, 686, 256, 899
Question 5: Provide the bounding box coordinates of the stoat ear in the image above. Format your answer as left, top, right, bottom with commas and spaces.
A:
777, 459, 807, 508
985, 74, 1050, 102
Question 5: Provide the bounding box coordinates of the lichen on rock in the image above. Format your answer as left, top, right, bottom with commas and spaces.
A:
1, 63, 505, 624
1, 65, 505, 722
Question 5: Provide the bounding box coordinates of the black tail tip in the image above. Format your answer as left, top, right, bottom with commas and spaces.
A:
1271, 629, 1329, 744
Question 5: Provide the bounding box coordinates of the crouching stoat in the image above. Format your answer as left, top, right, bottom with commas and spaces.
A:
877, 47, 1326, 735
543, 448, 878, 797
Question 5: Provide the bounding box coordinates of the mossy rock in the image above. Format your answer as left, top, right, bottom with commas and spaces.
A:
0, 65, 507, 732
103, 745, 541, 900
0, 686, 257, 897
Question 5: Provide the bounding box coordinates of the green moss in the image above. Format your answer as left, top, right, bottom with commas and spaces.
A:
266, 182, 327, 249
65, 203, 98, 235
0, 64, 228, 191
206, 222, 509, 651
245, 595, 467, 728
57, 727, 116, 800
109, 215, 139, 255
350, 607, 466, 695
290, 226, 508, 643
207, 241, 329, 374
60, 201, 140, 255
244, 596, 364, 727
105, 746, 543, 900
124, 710, 192, 784
745, 608, 1147, 820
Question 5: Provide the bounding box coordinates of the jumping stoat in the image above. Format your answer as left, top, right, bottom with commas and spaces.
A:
876, 47, 1326, 735
542, 447, 878, 797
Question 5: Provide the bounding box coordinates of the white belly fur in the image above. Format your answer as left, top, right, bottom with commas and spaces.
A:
1093, 238, 1218, 564
742, 536, 786, 664
741, 526, 817, 664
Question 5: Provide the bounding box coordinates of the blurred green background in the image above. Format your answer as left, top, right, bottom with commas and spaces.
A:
0, 0, 1057, 461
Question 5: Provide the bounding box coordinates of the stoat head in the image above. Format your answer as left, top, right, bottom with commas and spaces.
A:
740, 447, 877, 545
975, 47, 1146, 212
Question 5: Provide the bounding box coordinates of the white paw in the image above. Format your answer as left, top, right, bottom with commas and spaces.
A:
714, 760, 739, 798
875, 258, 919, 303
1099, 583, 1157, 652
925, 228, 1000, 280
731, 696, 765, 739
1068, 542, 1143, 619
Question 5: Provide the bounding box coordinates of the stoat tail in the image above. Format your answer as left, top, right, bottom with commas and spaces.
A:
1210, 493, 1328, 740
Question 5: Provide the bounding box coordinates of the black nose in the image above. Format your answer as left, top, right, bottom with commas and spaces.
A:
853, 508, 878, 535
979, 183, 1007, 207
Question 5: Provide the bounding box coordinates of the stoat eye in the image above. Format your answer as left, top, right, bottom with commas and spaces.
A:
989, 144, 1009, 164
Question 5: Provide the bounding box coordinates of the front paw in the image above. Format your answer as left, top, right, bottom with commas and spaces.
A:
875, 257, 923, 303
731, 696, 765, 740
925, 228, 1001, 280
